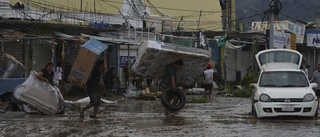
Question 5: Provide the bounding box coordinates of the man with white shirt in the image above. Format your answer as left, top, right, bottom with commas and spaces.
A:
203, 64, 215, 98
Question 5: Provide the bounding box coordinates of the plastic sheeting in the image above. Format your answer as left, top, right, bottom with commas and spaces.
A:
64, 97, 115, 104
123, 84, 142, 98
225, 41, 244, 50
132, 40, 211, 87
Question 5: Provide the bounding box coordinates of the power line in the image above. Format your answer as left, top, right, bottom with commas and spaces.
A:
104, 0, 221, 13
15, 0, 264, 32
292, 0, 319, 14
21, 0, 223, 25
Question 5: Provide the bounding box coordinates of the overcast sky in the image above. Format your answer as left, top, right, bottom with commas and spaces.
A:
235, 0, 320, 29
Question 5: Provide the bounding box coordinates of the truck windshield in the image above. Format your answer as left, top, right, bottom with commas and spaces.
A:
259, 71, 309, 87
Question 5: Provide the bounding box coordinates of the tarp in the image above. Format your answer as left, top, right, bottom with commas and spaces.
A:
64, 97, 115, 104
225, 41, 245, 50
214, 36, 226, 47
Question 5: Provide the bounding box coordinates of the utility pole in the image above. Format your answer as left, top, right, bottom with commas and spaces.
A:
269, 0, 275, 49
197, 10, 202, 30
269, 0, 282, 49
94, 0, 96, 13
80, 0, 82, 12
224, 0, 233, 31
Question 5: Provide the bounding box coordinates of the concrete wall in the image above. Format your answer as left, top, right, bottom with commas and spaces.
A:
225, 48, 253, 82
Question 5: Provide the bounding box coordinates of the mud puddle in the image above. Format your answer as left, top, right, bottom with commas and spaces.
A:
1, 95, 320, 136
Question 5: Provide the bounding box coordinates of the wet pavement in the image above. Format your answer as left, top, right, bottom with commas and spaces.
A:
1, 94, 320, 137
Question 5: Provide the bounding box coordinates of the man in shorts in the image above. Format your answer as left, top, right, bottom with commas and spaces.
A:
80, 53, 107, 118
310, 64, 320, 115
204, 64, 215, 98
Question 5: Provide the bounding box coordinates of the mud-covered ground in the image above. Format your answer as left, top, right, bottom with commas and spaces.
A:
1, 92, 320, 137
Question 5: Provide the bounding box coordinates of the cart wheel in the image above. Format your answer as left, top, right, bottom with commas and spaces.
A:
161, 89, 186, 112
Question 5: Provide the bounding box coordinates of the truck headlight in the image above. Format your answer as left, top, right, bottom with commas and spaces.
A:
259, 94, 271, 102
303, 93, 314, 102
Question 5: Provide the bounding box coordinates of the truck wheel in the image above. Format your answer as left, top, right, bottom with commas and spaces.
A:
161, 90, 186, 112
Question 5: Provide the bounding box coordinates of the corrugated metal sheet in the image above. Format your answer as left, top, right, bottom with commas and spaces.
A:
64, 46, 80, 82
64, 46, 80, 65
32, 40, 52, 72
0, 42, 24, 64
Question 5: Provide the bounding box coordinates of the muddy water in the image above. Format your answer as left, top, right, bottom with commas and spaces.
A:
1, 95, 320, 137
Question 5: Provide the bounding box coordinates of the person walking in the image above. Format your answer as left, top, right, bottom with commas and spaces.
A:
80, 53, 107, 119
123, 61, 129, 87
162, 60, 183, 92
54, 61, 63, 90
305, 65, 310, 79
36, 62, 54, 85
161, 60, 183, 114
310, 64, 320, 115
204, 64, 215, 98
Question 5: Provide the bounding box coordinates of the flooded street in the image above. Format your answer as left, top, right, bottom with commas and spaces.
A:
1, 94, 320, 137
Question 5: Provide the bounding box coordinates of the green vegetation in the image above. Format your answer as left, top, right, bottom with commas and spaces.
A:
226, 88, 251, 98
223, 71, 259, 98
68, 104, 81, 112
241, 72, 259, 88
187, 97, 209, 103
